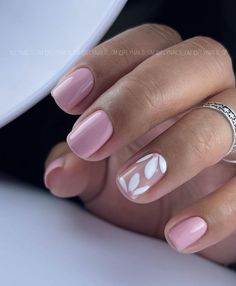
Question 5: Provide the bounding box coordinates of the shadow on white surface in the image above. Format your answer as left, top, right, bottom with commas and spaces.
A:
0, 176, 235, 286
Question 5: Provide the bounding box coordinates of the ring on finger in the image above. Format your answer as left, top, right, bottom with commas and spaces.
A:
195, 102, 236, 163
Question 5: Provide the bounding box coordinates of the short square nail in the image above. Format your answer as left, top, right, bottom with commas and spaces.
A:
67, 110, 113, 159
116, 153, 167, 199
167, 217, 207, 251
51, 68, 94, 111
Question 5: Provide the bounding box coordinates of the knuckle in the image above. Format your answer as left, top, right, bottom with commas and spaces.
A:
208, 192, 236, 225
193, 35, 226, 50
220, 200, 236, 219
190, 36, 234, 83
122, 74, 163, 111
192, 36, 231, 61
184, 114, 216, 163
189, 131, 213, 162
106, 39, 134, 67
139, 23, 182, 45
117, 78, 138, 104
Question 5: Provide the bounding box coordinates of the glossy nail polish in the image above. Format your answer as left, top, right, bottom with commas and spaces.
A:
167, 217, 207, 251
51, 68, 94, 111
67, 110, 113, 159
116, 153, 167, 199
44, 158, 65, 189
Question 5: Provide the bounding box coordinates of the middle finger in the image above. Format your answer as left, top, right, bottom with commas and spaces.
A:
67, 36, 234, 160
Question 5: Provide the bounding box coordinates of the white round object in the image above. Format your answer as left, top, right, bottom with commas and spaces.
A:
0, 0, 127, 127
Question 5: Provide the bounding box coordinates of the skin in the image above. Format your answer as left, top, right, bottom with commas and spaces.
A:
45, 24, 236, 264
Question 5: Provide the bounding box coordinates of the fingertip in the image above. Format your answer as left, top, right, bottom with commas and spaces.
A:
165, 217, 208, 253
44, 150, 100, 199
67, 110, 113, 160
51, 68, 94, 113
44, 157, 65, 189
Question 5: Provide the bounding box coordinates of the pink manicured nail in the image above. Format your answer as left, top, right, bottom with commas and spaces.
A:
44, 158, 65, 189
51, 68, 94, 111
67, 110, 113, 159
167, 217, 207, 251
116, 153, 167, 199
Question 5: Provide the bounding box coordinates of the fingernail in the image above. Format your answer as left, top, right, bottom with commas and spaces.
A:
44, 158, 65, 189
67, 110, 113, 159
167, 217, 207, 251
51, 68, 94, 111
116, 153, 167, 199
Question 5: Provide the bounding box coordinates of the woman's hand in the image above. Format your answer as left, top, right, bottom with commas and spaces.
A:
44, 24, 236, 264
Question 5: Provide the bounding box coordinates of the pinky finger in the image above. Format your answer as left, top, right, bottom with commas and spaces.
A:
164, 176, 236, 257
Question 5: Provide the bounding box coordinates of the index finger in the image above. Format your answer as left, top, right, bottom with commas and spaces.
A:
51, 24, 181, 113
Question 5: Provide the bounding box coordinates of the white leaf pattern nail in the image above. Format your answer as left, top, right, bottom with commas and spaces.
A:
136, 154, 153, 163
117, 153, 167, 199
118, 176, 127, 192
144, 156, 158, 179
132, 185, 150, 196
128, 173, 140, 191
159, 155, 167, 174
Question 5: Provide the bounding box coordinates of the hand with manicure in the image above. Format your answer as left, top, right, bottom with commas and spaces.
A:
44, 24, 236, 265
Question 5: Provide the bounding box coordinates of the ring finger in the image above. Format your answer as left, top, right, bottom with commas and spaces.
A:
116, 88, 236, 203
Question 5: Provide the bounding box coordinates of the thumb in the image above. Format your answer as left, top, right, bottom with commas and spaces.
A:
44, 142, 106, 201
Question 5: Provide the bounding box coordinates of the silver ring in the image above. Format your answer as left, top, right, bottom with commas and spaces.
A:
197, 102, 236, 163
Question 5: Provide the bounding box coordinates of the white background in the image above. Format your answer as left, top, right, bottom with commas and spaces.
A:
0, 0, 127, 127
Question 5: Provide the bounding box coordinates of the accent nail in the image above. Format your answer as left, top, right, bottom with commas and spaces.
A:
116, 153, 167, 199
51, 68, 94, 111
44, 158, 65, 189
167, 217, 207, 251
67, 110, 113, 159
